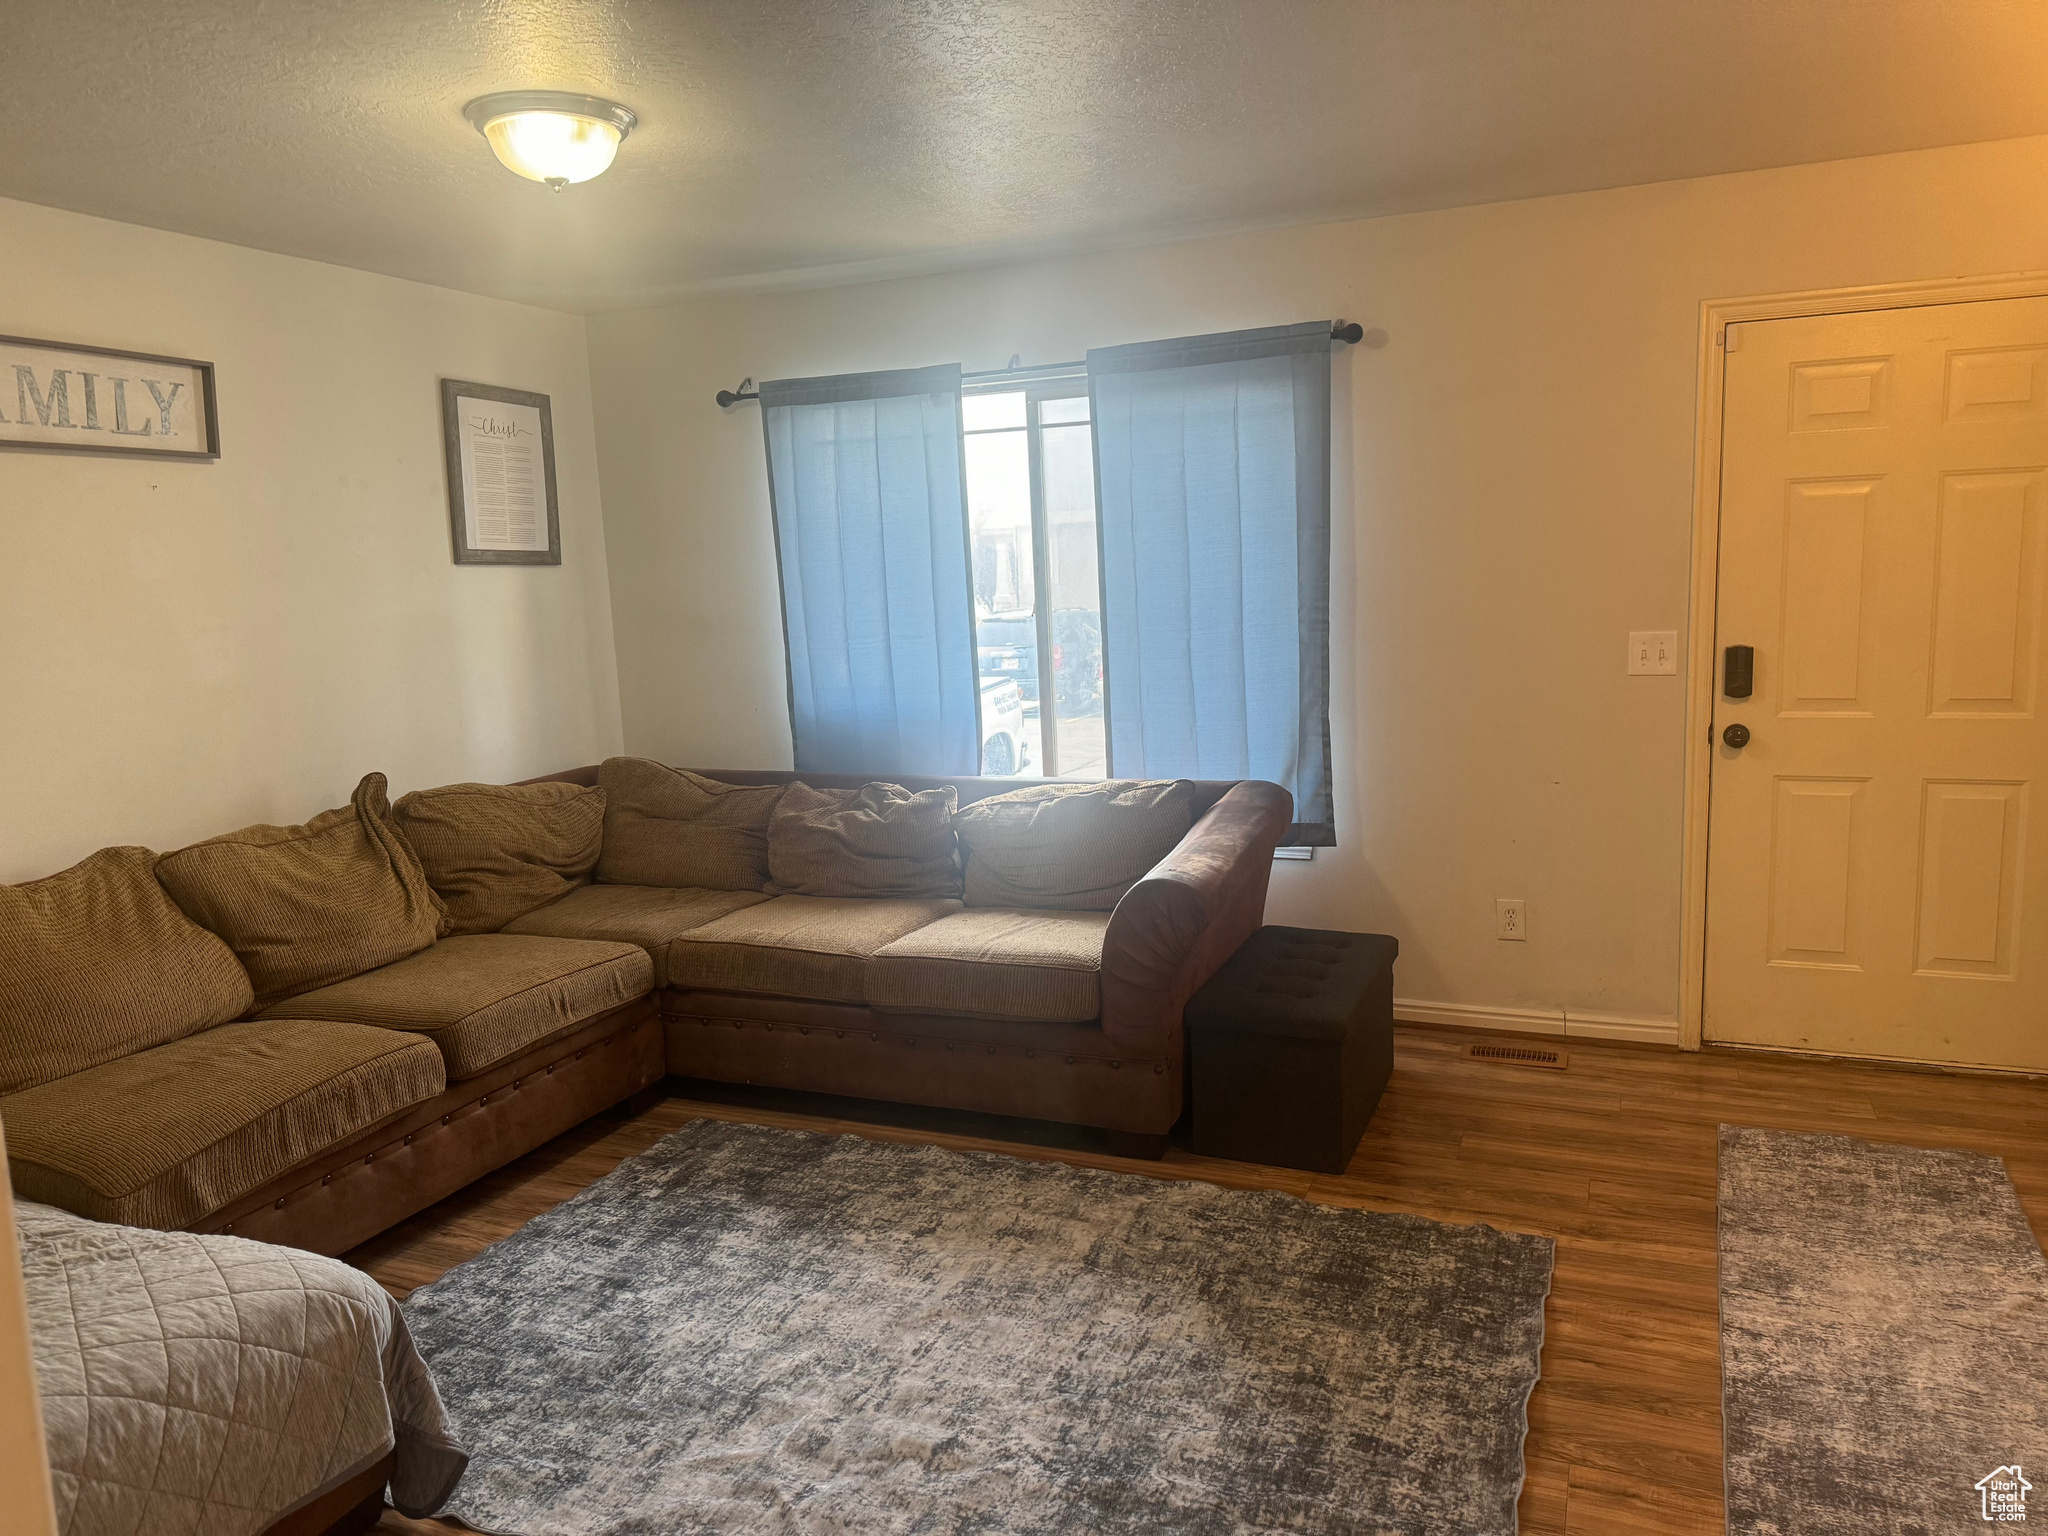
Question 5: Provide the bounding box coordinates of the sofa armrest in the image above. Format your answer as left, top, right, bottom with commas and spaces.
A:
1100, 780, 1293, 1059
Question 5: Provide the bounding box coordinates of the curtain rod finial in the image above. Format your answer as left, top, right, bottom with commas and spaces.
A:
1331, 321, 1365, 344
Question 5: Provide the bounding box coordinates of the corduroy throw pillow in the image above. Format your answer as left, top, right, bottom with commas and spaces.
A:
155, 772, 443, 1008
0, 846, 254, 1096
955, 779, 1196, 910
395, 780, 606, 935
767, 781, 960, 899
595, 759, 785, 891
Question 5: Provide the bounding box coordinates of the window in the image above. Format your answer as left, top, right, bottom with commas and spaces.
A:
755, 324, 1334, 840
961, 381, 1106, 778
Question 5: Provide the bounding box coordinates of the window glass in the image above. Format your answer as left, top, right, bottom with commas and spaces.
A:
959, 387, 1103, 779
1040, 407, 1105, 778
962, 391, 1026, 432
962, 397, 1040, 775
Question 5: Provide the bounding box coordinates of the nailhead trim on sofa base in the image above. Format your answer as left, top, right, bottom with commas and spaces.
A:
682, 1014, 1162, 1072
189, 996, 663, 1256
661, 998, 1180, 1135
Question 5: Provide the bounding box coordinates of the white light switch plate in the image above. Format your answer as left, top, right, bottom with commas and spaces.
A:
1628, 630, 1679, 675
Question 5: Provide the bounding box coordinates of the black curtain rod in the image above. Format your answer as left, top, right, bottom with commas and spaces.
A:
713, 321, 1367, 407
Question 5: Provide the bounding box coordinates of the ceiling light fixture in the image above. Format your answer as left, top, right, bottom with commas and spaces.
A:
463, 91, 637, 191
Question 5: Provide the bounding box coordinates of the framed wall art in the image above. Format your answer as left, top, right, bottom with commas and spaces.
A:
0, 335, 218, 460
441, 378, 561, 565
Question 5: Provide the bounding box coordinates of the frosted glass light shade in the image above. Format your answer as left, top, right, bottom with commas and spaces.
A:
463, 92, 637, 190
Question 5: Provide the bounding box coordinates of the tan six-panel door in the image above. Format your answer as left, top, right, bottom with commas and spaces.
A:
1706, 297, 2048, 1070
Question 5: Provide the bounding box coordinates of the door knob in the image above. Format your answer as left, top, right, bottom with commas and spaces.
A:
1723, 723, 1750, 749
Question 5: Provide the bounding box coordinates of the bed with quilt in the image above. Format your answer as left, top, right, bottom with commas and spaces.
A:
17, 1199, 465, 1536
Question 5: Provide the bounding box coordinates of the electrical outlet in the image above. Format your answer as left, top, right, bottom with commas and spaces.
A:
1628, 630, 1679, 676
1495, 898, 1527, 941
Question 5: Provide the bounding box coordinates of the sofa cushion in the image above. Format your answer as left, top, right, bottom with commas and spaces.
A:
668, 895, 961, 1004
595, 758, 784, 891
155, 772, 443, 1009
0, 847, 254, 1096
394, 780, 606, 935
503, 884, 772, 986
0, 1019, 444, 1230
767, 781, 960, 899
954, 779, 1196, 910
867, 908, 1112, 1023
255, 933, 653, 1080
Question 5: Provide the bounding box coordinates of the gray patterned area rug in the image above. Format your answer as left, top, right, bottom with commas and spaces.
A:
1719, 1126, 2048, 1534
403, 1119, 1553, 1535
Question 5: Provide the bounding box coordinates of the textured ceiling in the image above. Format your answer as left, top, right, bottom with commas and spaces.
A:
5, 1, 2047, 312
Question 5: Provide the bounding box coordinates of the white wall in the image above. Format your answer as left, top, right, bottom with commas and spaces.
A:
588, 134, 2048, 1030
0, 198, 623, 882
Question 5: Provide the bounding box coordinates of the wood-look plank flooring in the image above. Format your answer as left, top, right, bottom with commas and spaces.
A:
361, 1025, 2048, 1535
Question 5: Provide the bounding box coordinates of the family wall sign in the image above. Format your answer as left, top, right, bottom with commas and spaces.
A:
0, 334, 218, 460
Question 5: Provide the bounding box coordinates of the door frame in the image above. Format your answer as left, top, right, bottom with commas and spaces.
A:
1677, 269, 2048, 1049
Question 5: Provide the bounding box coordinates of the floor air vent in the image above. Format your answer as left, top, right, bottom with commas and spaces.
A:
1462, 1042, 1567, 1070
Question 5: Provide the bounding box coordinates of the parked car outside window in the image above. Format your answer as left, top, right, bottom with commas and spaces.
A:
975, 611, 1039, 704
975, 608, 1102, 715
980, 675, 1033, 776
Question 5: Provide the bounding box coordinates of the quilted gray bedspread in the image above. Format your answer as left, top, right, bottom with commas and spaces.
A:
18, 1200, 467, 1536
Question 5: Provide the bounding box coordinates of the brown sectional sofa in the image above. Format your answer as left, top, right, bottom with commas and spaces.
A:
1, 761, 1287, 1259
518, 767, 1290, 1145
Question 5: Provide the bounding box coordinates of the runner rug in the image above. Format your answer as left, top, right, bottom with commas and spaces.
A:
1719, 1125, 2048, 1533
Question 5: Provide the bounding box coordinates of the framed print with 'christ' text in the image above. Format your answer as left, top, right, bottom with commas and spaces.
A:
442, 378, 561, 565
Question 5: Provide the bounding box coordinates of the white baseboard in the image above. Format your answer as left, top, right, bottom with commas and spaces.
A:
1564, 1010, 1681, 1046
1393, 998, 1566, 1036
1395, 998, 1680, 1047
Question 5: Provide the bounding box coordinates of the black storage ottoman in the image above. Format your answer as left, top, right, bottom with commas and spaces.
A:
1185, 926, 1398, 1174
